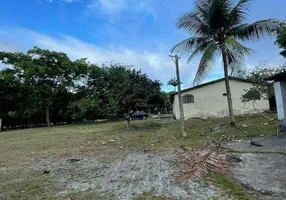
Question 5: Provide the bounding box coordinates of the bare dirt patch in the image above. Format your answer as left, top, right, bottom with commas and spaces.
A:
34, 152, 220, 200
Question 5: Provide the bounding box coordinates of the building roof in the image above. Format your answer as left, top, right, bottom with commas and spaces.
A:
172, 77, 254, 95
267, 71, 286, 82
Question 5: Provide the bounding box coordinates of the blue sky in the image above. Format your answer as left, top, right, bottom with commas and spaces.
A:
0, 0, 285, 91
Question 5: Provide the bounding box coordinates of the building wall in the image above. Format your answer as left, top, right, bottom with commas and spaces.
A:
173, 79, 270, 119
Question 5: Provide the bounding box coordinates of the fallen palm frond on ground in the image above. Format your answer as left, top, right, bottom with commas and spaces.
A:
171, 143, 228, 181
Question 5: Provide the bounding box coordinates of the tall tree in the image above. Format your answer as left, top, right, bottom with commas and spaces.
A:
0, 47, 88, 127
0, 69, 23, 131
171, 0, 278, 126
82, 62, 164, 119
0, 49, 165, 129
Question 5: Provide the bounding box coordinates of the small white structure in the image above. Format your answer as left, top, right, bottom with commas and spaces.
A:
172, 77, 269, 119
273, 81, 286, 121
268, 72, 286, 132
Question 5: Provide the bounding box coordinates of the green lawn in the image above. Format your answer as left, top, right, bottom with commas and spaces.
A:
0, 114, 278, 199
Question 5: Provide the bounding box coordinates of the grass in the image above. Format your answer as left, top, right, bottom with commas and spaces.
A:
0, 113, 278, 199
208, 172, 252, 200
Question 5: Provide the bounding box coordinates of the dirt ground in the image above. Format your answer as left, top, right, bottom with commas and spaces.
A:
34, 152, 220, 200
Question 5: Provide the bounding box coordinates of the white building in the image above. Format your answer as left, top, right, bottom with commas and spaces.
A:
172, 77, 269, 119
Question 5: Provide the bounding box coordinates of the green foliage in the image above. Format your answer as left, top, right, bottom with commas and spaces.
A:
167, 78, 180, 92
0, 47, 166, 128
0, 47, 88, 127
84, 62, 164, 117
69, 97, 101, 121
242, 67, 285, 102
167, 78, 178, 87
0, 68, 25, 121
210, 172, 252, 200
241, 87, 261, 102
275, 23, 286, 58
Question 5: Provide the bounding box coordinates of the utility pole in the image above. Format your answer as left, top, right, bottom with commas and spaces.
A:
169, 55, 187, 137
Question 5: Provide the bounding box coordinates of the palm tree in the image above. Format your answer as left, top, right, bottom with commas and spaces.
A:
275, 23, 286, 58
168, 78, 181, 91
171, 0, 278, 126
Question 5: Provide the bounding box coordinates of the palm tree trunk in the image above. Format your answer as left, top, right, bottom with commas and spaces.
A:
46, 106, 51, 127
221, 47, 235, 126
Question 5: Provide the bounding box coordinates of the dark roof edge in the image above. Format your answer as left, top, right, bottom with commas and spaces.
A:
172, 77, 254, 95
267, 71, 286, 81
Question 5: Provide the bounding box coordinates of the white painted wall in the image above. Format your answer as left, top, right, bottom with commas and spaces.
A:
172, 79, 270, 119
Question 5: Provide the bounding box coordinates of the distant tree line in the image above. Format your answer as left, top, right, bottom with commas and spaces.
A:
0, 47, 170, 130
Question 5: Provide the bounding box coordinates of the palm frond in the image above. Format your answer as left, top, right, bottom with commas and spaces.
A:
229, 58, 245, 76
230, 19, 280, 40
171, 143, 228, 180
229, 0, 252, 26
186, 40, 215, 64
222, 37, 252, 74
171, 37, 211, 54
193, 42, 218, 85
206, 0, 233, 31
224, 36, 253, 58
225, 47, 239, 67
176, 12, 211, 36
194, 0, 212, 21
281, 50, 286, 57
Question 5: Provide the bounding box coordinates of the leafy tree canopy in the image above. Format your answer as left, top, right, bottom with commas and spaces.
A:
0, 47, 168, 129
241, 67, 285, 102
276, 23, 286, 58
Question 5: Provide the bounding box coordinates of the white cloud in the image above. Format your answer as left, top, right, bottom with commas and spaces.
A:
97, 0, 126, 13
0, 27, 181, 87
88, 0, 128, 15
1, 27, 283, 91
87, 0, 155, 22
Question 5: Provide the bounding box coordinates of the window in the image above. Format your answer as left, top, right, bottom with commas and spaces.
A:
183, 94, 194, 104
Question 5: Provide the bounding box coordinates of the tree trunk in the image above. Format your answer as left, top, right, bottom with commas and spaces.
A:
174, 55, 187, 137
46, 106, 51, 127
221, 47, 235, 126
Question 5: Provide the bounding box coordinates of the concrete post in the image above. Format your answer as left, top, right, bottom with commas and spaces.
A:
274, 81, 286, 133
